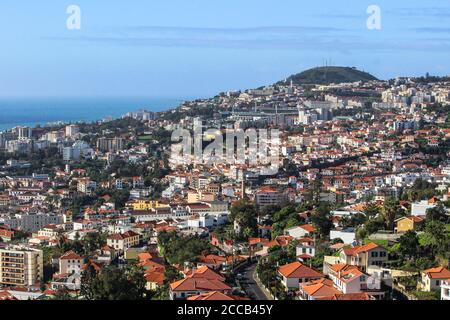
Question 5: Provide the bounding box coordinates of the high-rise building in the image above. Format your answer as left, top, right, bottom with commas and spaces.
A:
65, 125, 80, 137
14, 126, 32, 140
63, 140, 93, 161
0, 246, 43, 287
97, 137, 124, 152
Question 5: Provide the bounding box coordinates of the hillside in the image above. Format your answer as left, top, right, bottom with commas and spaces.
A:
279, 66, 378, 85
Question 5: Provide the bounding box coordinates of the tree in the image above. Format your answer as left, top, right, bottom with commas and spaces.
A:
80, 264, 147, 300
381, 198, 402, 231
157, 231, 212, 265
422, 220, 449, 258
398, 230, 420, 260
311, 203, 333, 238
363, 202, 380, 218
229, 200, 257, 238
426, 204, 450, 223
53, 288, 73, 300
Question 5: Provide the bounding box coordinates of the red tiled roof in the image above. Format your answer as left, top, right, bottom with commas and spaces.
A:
187, 291, 249, 301
316, 292, 372, 300
60, 250, 82, 260
170, 278, 231, 292
188, 266, 225, 281
278, 261, 324, 279
423, 267, 450, 279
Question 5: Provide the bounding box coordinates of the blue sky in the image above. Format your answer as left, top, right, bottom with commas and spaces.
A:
0, 0, 449, 98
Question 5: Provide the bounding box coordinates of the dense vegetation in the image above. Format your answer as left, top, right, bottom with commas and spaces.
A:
279, 66, 378, 85
157, 231, 212, 265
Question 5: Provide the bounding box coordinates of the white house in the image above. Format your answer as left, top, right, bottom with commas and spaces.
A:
411, 200, 436, 216
278, 261, 324, 290
285, 224, 316, 238
330, 229, 357, 245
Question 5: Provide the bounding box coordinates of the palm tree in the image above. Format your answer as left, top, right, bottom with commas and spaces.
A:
382, 198, 401, 231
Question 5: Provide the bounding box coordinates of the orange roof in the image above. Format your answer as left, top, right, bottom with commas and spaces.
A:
300, 279, 342, 297
170, 278, 231, 292
278, 261, 324, 279
343, 242, 381, 256
188, 266, 225, 281
60, 250, 82, 260
329, 263, 359, 274
0, 290, 17, 300
145, 270, 166, 285
317, 292, 372, 300
299, 224, 316, 233
423, 267, 450, 279
248, 237, 269, 246
138, 252, 154, 262
187, 291, 249, 301
197, 254, 231, 265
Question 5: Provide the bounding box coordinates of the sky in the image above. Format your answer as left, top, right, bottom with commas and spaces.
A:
0, 0, 449, 98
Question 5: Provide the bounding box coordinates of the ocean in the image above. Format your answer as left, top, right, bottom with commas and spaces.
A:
0, 96, 189, 131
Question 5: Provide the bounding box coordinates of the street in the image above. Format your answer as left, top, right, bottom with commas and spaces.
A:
239, 261, 272, 301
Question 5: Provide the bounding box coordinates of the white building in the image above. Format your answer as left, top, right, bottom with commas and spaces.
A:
411, 200, 436, 216
330, 229, 357, 245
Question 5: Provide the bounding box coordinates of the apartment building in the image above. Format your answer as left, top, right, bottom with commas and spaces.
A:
97, 137, 124, 152
0, 246, 43, 287
0, 212, 63, 232
107, 231, 140, 251
256, 186, 288, 207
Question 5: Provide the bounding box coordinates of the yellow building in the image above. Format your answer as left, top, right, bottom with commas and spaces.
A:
395, 216, 425, 233
132, 200, 169, 211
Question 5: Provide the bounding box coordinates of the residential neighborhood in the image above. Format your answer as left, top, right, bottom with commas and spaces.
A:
0, 71, 449, 301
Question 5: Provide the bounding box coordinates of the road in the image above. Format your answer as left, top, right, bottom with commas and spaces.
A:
239, 261, 272, 301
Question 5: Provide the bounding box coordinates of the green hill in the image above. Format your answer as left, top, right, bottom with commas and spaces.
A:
279, 66, 378, 85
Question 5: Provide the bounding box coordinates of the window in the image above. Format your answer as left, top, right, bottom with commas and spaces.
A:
371, 251, 378, 258
380, 251, 387, 257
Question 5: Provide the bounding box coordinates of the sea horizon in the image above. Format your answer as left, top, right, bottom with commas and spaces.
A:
0, 96, 195, 131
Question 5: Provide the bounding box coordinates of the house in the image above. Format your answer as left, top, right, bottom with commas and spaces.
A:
278, 261, 324, 290
187, 291, 249, 301
106, 231, 140, 251
50, 272, 81, 291
316, 292, 374, 300
329, 228, 357, 245
298, 278, 342, 300
419, 267, 450, 292
295, 237, 316, 261
196, 254, 232, 270
144, 268, 166, 291
0, 290, 18, 300
0, 229, 14, 242
169, 277, 232, 300
395, 216, 425, 233
285, 224, 316, 238
59, 250, 83, 275
328, 264, 385, 299
37, 224, 62, 239
410, 200, 436, 216
169, 266, 231, 300
339, 242, 388, 271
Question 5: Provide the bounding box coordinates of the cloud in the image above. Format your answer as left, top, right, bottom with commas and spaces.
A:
43, 25, 450, 53
386, 7, 450, 18
414, 27, 450, 33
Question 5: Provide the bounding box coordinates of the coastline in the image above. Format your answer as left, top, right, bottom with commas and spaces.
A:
0, 96, 191, 132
